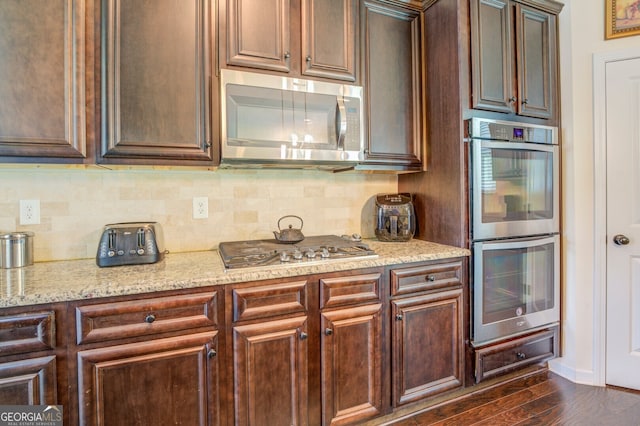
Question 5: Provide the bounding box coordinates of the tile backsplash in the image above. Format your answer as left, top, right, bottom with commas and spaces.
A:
0, 166, 397, 262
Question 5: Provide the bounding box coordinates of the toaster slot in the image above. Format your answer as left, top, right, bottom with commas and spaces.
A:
137, 228, 146, 254
108, 229, 117, 251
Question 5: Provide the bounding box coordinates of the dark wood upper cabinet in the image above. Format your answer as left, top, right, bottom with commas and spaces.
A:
301, 0, 358, 81
223, 0, 358, 82
99, 0, 217, 165
358, 0, 424, 172
470, 0, 557, 121
0, 0, 86, 161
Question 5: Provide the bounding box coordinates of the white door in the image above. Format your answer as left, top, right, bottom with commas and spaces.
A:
606, 56, 640, 390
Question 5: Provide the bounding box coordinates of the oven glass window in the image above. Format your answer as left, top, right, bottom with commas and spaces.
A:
480, 147, 554, 224
482, 242, 555, 324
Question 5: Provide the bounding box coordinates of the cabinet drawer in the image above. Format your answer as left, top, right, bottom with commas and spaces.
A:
0, 311, 55, 355
76, 292, 218, 344
474, 326, 558, 383
391, 260, 463, 296
319, 272, 381, 309
232, 280, 308, 322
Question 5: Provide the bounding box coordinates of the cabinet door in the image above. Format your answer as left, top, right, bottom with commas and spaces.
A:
301, 0, 358, 82
232, 316, 308, 425
225, 0, 292, 72
515, 3, 556, 120
100, 0, 215, 163
360, 0, 423, 170
320, 304, 382, 426
0, 0, 86, 159
77, 332, 219, 426
470, 0, 514, 114
0, 356, 57, 405
391, 289, 463, 406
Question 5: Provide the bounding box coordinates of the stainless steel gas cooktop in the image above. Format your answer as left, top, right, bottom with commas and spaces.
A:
218, 235, 377, 270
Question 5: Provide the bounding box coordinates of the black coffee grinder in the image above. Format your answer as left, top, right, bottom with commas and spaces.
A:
374, 193, 415, 242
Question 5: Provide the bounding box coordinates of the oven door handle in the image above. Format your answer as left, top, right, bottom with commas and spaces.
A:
473, 234, 559, 251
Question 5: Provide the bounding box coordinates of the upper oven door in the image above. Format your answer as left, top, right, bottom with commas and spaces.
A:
471, 139, 559, 240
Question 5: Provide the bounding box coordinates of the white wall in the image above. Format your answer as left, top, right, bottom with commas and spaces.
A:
553, 0, 640, 385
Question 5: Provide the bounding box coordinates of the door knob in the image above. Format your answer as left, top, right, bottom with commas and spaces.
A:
613, 234, 630, 245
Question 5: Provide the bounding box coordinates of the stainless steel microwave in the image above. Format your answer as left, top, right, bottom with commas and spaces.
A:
220, 69, 364, 170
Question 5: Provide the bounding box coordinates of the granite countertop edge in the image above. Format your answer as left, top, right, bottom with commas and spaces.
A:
0, 239, 470, 308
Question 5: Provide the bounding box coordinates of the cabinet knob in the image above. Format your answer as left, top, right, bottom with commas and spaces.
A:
299, 331, 308, 340
306, 55, 311, 62
284, 51, 291, 59
509, 97, 517, 103
516, 352, 526, 360
325, 328, 333, 336
522, 98, 529, 105
395, 314, 403, 321
208, 349, 217, 359
144, 314, 156, 323
425, 275, 436, 282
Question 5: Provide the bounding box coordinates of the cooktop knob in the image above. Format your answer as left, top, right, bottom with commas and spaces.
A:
293, 249, 303, 260
305, 249, 316, 259
321, 248, 330, 258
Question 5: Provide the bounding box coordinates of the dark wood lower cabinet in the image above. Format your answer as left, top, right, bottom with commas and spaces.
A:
231, 316, 308, 426
320, 304, 383, 426
0, 356, 58, 405
391, 288, 464, 406
473, 326, 558, 383
77, 331, 219, 426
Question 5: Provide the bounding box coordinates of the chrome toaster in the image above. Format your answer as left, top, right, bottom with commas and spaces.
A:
96, 222, 165, 267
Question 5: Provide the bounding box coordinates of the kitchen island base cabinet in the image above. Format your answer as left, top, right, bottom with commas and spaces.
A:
77, 332, 219, 426
231, 317, 308, 426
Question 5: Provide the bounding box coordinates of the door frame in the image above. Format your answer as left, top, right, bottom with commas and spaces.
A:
593, 47, 640, 387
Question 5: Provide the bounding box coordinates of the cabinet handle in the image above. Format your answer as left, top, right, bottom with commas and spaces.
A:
306, 55, 312, 62
299, 332, 308, 340
395, 314, 403, 321
284, 51, 291, 59
509, 96, 517, 103
208, 349, 217, 359
325, 328, 333, 336
144, 314, 156, 323
522, 98, 529, 105
516, 352, 526, 360
425, 275, 436, 282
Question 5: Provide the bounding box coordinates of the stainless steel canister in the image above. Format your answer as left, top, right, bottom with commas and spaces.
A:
0, 232, 34, 268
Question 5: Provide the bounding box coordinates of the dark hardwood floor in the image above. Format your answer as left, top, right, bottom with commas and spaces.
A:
389, 371, 640, 426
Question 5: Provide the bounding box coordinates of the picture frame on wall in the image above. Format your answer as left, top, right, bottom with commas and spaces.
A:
606, 0, 640, 39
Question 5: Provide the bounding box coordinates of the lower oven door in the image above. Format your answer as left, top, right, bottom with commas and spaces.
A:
472, 234, 560, 345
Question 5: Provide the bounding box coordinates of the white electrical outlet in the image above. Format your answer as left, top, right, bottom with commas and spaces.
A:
20, 199, 41, 225
192, 197, 208, 219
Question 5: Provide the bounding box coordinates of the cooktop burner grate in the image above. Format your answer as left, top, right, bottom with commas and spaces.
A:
218, 235, 377, 270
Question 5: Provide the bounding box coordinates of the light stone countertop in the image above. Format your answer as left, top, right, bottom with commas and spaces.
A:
0, 239, 469, 308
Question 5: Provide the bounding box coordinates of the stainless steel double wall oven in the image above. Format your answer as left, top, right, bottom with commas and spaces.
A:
468, 118, 560, 345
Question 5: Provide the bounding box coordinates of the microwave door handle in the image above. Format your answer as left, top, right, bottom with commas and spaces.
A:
335, 98, 347, 149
